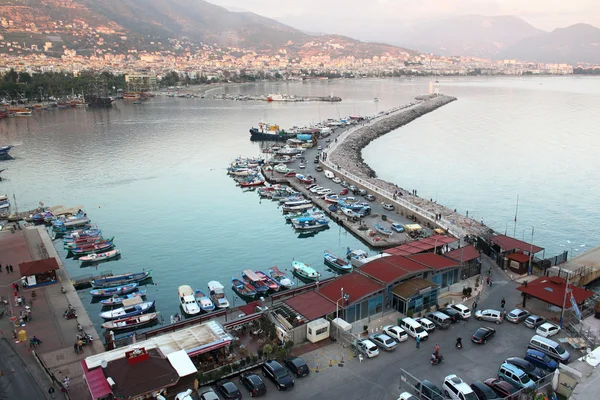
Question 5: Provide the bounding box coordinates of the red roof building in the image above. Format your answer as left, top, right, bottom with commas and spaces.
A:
385, 235, 457, 256
359, 255, 429, 284
445, 245, 480, 263
318, 272, 383, 304
491, 235, 544, 254
408, 253, 460, 271
284, 291, 336, 321
516, 276, 595, 307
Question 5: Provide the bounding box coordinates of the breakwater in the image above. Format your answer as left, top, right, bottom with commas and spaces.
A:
326, 95, 491, 238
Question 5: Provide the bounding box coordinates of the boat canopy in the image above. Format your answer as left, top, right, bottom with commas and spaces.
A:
243, 270, 262, 282
297, 217, 315, 223
207, 281, 224, 291
178, 285, 194, 296
122, 296, 143, 307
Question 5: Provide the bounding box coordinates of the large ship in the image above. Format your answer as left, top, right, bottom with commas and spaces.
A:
87, 95, 114, 108
249, 122, 295, 141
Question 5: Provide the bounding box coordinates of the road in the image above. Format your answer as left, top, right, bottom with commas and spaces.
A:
0, 338, 48, 399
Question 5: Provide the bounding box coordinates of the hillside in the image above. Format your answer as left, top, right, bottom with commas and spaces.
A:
499, 23, 600, 64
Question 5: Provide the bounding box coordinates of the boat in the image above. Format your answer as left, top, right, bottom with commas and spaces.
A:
64, 236, 106, 249
324, 251, 352, 273
62, 229, 102, 241
0, 146, 13, 157
51, 212, 91, 230
0, 198, 9, 209
70, 240, 115, 256
238, 174, 265, 187
90, 270, 152, 288
249, 122, 295, 141
90, 283, 139, 298
231, 277, 257, 299
99, 299, 156, 320
282, 199, 313, 212
291, 216, 329, 231
268, 267, 294, 289
242, 270, 269, 294
79, 249, 120, 263
374, 223, 393, 237
100, 290, 147, 306
31, 211, 54, 225
292, 261, 320, 281
254, 270, 280, 292
101, 312, 158, 331
87, 95, 114, 108
274, 164, 293, 174
178, 285, 201, 315
194, 289, 216, 313
325, 194, 340, 203
207, 281, 230, 309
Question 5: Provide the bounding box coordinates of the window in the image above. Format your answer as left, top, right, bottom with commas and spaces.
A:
316, 327, 327, 335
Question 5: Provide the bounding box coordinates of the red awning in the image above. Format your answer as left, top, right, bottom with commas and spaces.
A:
517, 276, 595, 307
81, 360, 112, 400
491, 235, 543, 254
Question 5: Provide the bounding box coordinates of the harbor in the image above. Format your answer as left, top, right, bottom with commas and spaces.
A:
205, 93, 343, 102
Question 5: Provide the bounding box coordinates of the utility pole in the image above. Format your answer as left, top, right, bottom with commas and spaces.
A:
560, 274, 570, 328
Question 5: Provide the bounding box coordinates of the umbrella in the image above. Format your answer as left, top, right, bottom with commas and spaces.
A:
552, 368, 560, 391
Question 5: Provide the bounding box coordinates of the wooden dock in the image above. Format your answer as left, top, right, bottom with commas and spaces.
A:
71, 270, 114, 289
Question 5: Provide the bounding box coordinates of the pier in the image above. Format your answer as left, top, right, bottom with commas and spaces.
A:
205, 93, 342, 102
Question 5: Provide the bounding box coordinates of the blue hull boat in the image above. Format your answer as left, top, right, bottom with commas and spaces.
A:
91, 270, 152, 288
0, 145, 13, 157
99, 300, 156, 320
232, 277, 257, 299
100, 290, 147, 306
90, 283, 138, 298
324, 251, 352, 273
194, 289, 216, 312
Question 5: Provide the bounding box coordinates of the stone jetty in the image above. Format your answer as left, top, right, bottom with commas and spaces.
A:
327, 94, 492, 239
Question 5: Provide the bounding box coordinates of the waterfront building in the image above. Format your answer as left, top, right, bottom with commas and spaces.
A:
124, 73, 158, 90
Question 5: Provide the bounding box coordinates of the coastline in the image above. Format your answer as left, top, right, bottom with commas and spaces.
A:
326, 95, 491, 239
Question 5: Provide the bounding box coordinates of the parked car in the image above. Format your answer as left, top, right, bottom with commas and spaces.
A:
215, 381, 242, 399
391, 223, 405, 233
332, 177, 341, 184
497, 362, 536, 391
175, 389, 194, 400
284, 357, 310, 378
441, 308, 462, 323
350, 185, 359, 194
475, 309, 503, 324
470, 381, 500, 399
524, 315, 546, 329
358, 189, 367, 196
299, 163, 305, 169
313, 158, 319, 164
484, 378, 519, 399
382, 203, 395, 211
471, 327, 496, 344
309, 186, 324, 193
398, 392, 419, 400
414, 379, 444, 400
383, 325, 408, 342
262, 360, 295, 391
239, 372, 267, 397
365, 194, 375, 201
369, 333, 398, 351
415, 318, 436, 332
352, 339, 380, 358
317, 146, 322, 150
504, 357, 548, 381
442, 375, 478, 400
315, 165, 323, 172
450, 303, 472, 319
524, 349, 559, 372
197, 389, 220, 400
341, 181, 349, 188
506, 309, 530, 324
339, 188, 349, 195
536, 322, 561, 338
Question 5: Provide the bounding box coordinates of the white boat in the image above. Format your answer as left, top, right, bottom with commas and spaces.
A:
0, 195, 8, 202
178, 285, 201, 315
291, 216, 329, 231
291, 261, 320, 281
207, 281, 230, 309
274, 164, 293, 174
283, 202, 314, 212
98, 298, 155, 320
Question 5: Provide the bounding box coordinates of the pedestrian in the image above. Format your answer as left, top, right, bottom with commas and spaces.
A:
416, 335, 420, 349
5, 265, 8, 273
434, 343, 439, 353
9, 265, 13, 273
486, 277, 490, 286
489, 279, 493, 287
33, 335, 41, 346
74, 343, 79, 354
30, 337, 35, 349
15, 283, 19, 292
78, 339, 83, 353
501, 298, 506, 309
63, 376, 70, 389
472, 301, 477, 311
0, 263, 2, 273
48, 386, 56, 399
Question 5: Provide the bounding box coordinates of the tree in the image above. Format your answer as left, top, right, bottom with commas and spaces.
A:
262, 344, 273, 360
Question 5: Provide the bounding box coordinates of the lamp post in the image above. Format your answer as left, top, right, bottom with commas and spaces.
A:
336, 288, 344, 342
528, 226, 534, 276
560, 273, 570, 328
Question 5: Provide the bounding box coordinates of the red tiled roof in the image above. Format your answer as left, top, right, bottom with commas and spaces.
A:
359, 255, 429, 284
491, 235, 543, 254
81, 361, 112, 400
517, 276, 595, 307
408, 253, 460, 271
238, 301, 261, 315
318, 272, 383, 304
386, 235, 457, 256
284, 291, 336, 321
507, 252, 530, 263
445, 245, 480, 262
18, 258, 59, 276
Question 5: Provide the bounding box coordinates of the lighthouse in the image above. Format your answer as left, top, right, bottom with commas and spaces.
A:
434, 80, 440, 96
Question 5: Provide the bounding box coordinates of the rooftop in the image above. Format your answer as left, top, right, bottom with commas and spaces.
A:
359, 255, 429, 284
491, 235, 544, 254
444, 245, 480, 263
385, 235, 457, 256
19, 257, 59, 276
408, 253, 460, 271
516, 276, 595, 307
506, 252, 531, 263
284, 291, 336, 321
318, 272, 384, 304
392, 278, 438, 300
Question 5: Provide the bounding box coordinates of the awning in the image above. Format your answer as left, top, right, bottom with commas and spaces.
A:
19, 258, 59, 276
81, 360, 112, 400
167, 350, 197, 377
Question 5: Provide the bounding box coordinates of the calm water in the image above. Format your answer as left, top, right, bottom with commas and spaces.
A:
1, 77, 599, 332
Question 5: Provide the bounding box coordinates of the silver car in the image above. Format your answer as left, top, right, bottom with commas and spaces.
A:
506, 308, 530, 324
368, 333, 398, 351
524, 315, 546, 329
474, 309, 503, 324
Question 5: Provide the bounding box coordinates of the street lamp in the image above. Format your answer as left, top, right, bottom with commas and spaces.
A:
336, 288, 344, 320
560, 273, 571, 328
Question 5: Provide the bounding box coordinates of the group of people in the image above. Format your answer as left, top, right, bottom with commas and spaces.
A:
29, 335, 42, 349
73, 338, 85, 354
431, 343, 442, 363
0, 263, 15, 273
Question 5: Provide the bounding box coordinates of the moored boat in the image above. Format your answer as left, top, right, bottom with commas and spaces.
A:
0, 145, 13, 157
101, 312, 158, 331
249, 122, 295, 141
90, 283, 138, 298
70, 240, 114, 256
51, 212, 91, 231
207, 281, 230, 309
100, 290, 146, 306
291, 216, 329, 231
90, 270, 152, 288
254, 270, 280, 292
231, 277, 257, 299
291, 260, 320, 281
324, 251, 352, 273
179, 285, 201, 315
242, 270, 269, 294
79, 249, 120, 263
62, 229, 102, 241
194, 289, 216, 313
64, 236, 107, 249
325, 194, 340, 203
268, 267, 294, 289
99, 299, 155, 320
374, 223, 393, 237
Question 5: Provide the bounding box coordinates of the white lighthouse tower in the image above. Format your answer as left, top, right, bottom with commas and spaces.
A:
434, 80, 440, 96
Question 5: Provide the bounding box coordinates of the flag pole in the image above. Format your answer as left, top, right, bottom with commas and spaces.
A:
560, 273, 570, 328
513, 195, 519, 238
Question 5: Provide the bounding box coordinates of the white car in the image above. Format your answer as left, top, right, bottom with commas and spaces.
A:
398, 392, 418, 400
443, 375, 478, 400
383, 325, 408, 342
332, 177, 342, 184
450, 303, 472, 319
382, 203, 395, 211
310, 186, 324, 193
317, 188, 332, 196
536, 322, 561, 338
352, 339, 379, 358
174, 389, 193, 400
299, 163, 305, 169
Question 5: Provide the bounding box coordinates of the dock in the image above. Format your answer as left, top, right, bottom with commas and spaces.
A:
71, 270, 114, 289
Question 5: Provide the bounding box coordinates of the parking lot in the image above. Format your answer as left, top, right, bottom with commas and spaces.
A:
196, 272, 581, 399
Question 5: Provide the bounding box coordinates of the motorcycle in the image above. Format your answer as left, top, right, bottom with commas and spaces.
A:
431, 354, 444, 365
64, 306, 77, 319
76, 332, 93, 345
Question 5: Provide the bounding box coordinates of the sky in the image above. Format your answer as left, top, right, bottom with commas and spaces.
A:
207, 0, 600, 31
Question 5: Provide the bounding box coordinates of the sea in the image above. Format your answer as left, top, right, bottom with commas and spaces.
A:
1, 76, 599, 332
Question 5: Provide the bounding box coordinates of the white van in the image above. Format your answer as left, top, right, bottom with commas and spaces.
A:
528, 335, 570, 363
400, 317, 429, 341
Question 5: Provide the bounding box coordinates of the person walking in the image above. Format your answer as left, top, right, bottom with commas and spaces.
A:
63, 376, 70, 389
48, 386, 56, 399
5, 265, 8, 273
74, 343, 79, 355
9, 265, 13, 273
501, 298, 506, 309
416, 335, 420, 349
78, 339, 84, 353
472, 301, 477, 312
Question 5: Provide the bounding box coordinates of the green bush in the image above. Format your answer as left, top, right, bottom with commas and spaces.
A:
363, 325, 369, 332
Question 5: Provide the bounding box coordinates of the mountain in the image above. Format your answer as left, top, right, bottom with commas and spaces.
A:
396, 15, 545, 57
499, 24, 600, 64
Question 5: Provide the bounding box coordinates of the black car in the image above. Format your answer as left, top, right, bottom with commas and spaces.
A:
239, 372, 267, 397
262, 360, 295, 391
215, 381, 242, 399
313, 158, 319, 164
285, 357, 310, 378
470, 381, 500, 399
472, 327, 496, 344
441, 308, 461, 323
505, 357, 548, 381
414, 379, 444, 400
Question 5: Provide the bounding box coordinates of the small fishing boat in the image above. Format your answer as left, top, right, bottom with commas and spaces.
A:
291, 216, 329, 231
31, 211, 54, 225
268, 267, 294, 289
179, 285, 201, 315
90, 270, 152, 288
207, 281, 230, 309
324, 251, 352, 273
79, 249, 120, 263
99, 299, 155, 320
254, 270, 280, 292
70, 240, 115, 256
325, 194, 340, 203
64, 236, 106, 249
62, 229, 102, 241
283, 200, 313, 212
231, 277, 257, 299
0, 145, 13, 157
51, 212, 91, 231
194, 289, 216, 313
101, 312, 158, 331
292, 260, 320, 281
374, 223, 393, 237
242, 270, 269, 294
274, 164, 293, 174
90, 283, 138, 298
100, 290, 147, 306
